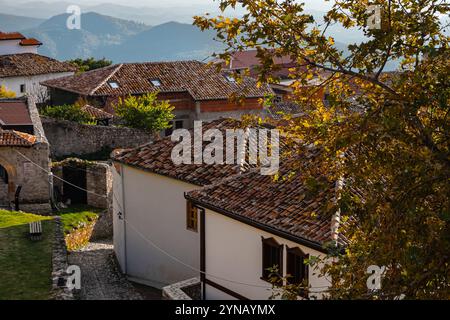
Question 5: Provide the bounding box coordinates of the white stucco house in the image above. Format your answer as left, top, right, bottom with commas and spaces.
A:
111, 119, 246, 288
185, 158, 345, 300
0, 31, 42, 55
112, 117, 344, 299
0, 32, 76, 102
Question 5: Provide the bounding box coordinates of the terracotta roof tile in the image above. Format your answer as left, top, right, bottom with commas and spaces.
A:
186, 157, 348, 248
113, 118, 247, 186
81, 105, 113, 120
0, 130, 36, 146
266, 101, 304, 119
42, 61, 272, 100
0, 99, 32, 125
19, 38, 42, 46
0, 32, 25, 41
0, 53, 76, 78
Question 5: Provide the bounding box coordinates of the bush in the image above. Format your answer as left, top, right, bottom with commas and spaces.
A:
114, 92, 174, 133
0, 85, 16, 98
67, 57, 113, 73
40, 104, 94, 124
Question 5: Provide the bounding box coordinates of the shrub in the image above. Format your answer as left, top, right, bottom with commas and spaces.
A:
114, 92, 174, 133
40, 104, 93, 124
0, 85, 16, 98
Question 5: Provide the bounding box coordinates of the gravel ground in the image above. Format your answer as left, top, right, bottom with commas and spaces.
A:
68, 240, 160, 300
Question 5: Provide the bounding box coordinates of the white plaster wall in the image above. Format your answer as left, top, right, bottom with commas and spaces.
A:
0, 72, 74, 102
0, 40, 38, 55
204, 209, 331, 300
113, 164, 201, 288
112, 164, 126, 271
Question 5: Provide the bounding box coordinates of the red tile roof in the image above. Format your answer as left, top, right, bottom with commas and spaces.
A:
0, 129, 36, 146
19, 38, 42, 46
81, 105, 113, 120
0, 53, 76, 78
41, 61, 272, 100
0, 99, 32, 126
220, 50, 294, 69
266, 101, 304, 119
0, 32, 25, 41
113, 118, 246, 186
186, 156, 347, 250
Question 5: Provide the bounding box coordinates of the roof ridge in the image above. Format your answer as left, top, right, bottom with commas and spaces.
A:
89, 63, 124, 95
119, 60, 203, 66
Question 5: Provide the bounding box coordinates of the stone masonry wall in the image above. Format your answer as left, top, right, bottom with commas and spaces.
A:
0, 144, 51, 213
41, 117, 154, 159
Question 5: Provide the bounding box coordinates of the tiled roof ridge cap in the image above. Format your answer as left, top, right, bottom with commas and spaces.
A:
89, 63, 124, 95
120, 60, 203, 66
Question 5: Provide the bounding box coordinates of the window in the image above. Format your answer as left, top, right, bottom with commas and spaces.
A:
175, 120, 183, 129
286, 247, 308, 285
108, 81, 119, 89
20, 84, 26, 93
186, 201, 198, 232
0, 165, 8, 184
261, 237, 283, 282
150, 79, 162, 87
224, 74, 236, 82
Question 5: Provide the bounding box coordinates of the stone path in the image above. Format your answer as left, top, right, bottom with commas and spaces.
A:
68, 240, 151, 300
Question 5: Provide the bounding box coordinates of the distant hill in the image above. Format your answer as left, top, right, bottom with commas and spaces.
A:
0, 1, 73, 19
0, 13, 44, 31
103, 21, 225, 62
20, 12, 150, 60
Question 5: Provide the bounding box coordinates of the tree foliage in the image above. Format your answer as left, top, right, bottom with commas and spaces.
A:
40, 103, 93, 124
195, 0, 449, 299
67, 57, 113, 73
113, 92, 174, 133
0, 85, 16, 98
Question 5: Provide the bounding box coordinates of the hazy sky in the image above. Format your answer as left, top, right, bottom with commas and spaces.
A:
10, 0, 333, 11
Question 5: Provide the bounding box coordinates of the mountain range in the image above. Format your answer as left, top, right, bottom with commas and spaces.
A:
0, 1, 385, 65
0, 13, 44, 31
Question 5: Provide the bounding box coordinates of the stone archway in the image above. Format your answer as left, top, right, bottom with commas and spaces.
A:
0, 156, 16, 205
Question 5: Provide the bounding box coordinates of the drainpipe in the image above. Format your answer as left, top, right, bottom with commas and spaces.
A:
120, 163, 128, 274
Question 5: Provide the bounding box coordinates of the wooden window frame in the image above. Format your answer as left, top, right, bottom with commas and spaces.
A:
286, 246, 309, 297
186, 200, 199, 232
261, 237, 283, 283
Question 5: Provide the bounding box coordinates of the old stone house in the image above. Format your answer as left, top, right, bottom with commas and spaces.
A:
0, 97, 51, 212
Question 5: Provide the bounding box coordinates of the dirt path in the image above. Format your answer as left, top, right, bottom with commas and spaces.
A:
68, 240, 149, 300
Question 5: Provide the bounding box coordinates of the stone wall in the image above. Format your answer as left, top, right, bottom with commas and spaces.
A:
51, 216, 74, 300
162, 277, 201, 300
52, 159, 112, 210
0, 97, 52, 212
0, 144, 51, 213
52, 159, 113, 239
41, 117, 154, 159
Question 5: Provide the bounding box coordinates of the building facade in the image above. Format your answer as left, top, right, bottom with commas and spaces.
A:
0, 97, 51, 212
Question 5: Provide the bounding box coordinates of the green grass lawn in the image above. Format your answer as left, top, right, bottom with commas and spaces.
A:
0, 210, 54, 300
58, 205, 101, 234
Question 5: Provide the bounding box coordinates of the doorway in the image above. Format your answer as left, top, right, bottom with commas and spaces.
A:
62, 166, 87, 204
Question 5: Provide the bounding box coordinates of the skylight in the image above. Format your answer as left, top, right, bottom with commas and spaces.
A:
109, 81, 119, 89
150, 79, 162, 86
224, 74, 236, 83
